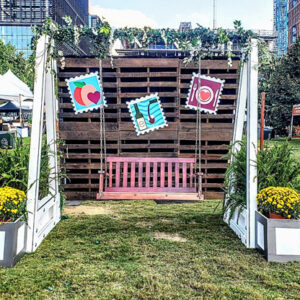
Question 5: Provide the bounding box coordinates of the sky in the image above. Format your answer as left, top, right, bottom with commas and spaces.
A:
89, 0, 274, 30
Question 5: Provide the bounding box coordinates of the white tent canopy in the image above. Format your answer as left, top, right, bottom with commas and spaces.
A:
0, 69, 33, 110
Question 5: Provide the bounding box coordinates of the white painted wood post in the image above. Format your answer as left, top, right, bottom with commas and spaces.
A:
223, 59, 248, 245
223, 60, 248, 229
232, 60, 248, 153
27, 35, 61, 252
45, 54, 61, 224
246, 39, 258, 248
26, 35, 49, 252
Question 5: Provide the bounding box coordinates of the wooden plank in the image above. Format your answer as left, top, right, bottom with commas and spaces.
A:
145, 162, 150, 188
123, 162, 128, 187
168, 162, 172, 188
99, 192, 199, 201
67, 191, 224, 201
116, 162, 120, 187
109, 162, 113, 187
153, 162, 158, 188
107, 157, 195, 163
131, 162, 135, 188
105, 187, 196, 193
160, 162, 165, 188
182, 162, 187, 188
190, 163, 193, 188
175, 163, 179, 188
138, 162, 143, 188
180, 73, 237, 79
204, 192, 225, 199
180, 59, 239, 69
120, 130, 178, 140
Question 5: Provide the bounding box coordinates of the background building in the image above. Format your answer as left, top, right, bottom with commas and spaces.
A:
179, 22, 192, 32
253, 30, 276, 52
89, 14, 101, 28
288, 0, 300, 46
0, 0, 89, 57
273, 0, 289, 56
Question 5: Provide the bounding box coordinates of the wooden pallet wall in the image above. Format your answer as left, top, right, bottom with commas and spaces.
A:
58, 57, 239, 200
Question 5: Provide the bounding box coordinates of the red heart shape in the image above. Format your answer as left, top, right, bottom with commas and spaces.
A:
200, 89, 211, 102
87, 91, 100, 104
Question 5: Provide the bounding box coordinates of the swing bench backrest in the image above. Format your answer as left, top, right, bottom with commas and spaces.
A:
97, 157, 201, 200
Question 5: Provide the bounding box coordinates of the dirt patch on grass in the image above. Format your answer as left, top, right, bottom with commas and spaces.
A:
160, 218, 174, 223
136, 221, 155, 228
63, 206, 113, 216
153, 232, 188, 242
136, 218, 173, 228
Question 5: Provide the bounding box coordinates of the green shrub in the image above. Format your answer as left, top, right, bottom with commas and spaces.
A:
257, 142, 300, 191
223, 140, 247, 218
0, 137, 66, 202
223, 140, 300, 218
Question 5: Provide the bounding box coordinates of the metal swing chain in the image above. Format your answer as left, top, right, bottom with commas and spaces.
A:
102, 83, 108, 188
195, 90, 199, 188
99, 59, 108, 195
196, 48, 202, 198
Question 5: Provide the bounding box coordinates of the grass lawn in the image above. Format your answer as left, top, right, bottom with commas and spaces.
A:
1, 200, 300, 299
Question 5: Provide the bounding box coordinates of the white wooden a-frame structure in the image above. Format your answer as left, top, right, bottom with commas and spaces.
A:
224, 39, 258, 248
26, 35, 61, 253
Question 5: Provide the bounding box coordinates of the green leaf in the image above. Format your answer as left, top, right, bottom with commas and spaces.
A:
74, 81, 86, 88
99, 27, 110, 35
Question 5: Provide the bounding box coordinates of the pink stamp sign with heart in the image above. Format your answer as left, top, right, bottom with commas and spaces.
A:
186, 74, 225, 114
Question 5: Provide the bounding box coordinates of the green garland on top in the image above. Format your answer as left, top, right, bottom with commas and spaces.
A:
32, 17, 256, 68
114, 20, 254, 50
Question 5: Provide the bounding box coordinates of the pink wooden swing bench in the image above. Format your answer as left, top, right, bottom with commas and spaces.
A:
97, 157, 203, 201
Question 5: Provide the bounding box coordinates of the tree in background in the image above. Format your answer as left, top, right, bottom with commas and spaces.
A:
260, 38, 300, 135
0, 40, 34, 90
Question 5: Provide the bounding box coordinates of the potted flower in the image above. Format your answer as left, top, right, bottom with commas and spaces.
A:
0, 186, 27, 267
255, 186, 300, 262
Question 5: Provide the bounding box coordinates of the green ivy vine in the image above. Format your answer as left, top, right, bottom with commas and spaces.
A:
32, 17, 257, 68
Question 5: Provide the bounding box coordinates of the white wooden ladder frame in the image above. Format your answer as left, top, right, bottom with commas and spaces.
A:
26, 35, 61, 253
224, 39, 258, 248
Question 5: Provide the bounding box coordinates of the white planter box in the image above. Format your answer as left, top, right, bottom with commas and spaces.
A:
16, 127, 29, 138
255, 211, 300, 262
0, 217, 27, 267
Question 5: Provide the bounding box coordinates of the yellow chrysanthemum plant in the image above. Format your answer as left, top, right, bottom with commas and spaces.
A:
256, 187, 300, 219
0, 186, 27, 223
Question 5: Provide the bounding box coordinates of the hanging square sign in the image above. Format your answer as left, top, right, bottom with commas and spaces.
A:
186, 74, 224, 114
127, 94, 168, 136
66, 72, 106, 114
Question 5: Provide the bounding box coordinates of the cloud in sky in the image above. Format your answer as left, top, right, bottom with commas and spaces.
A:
90, 5, 158, 28
89, 0, 273, 30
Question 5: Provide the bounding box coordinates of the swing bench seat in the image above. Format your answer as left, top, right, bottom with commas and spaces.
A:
97, 157, 203, 201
